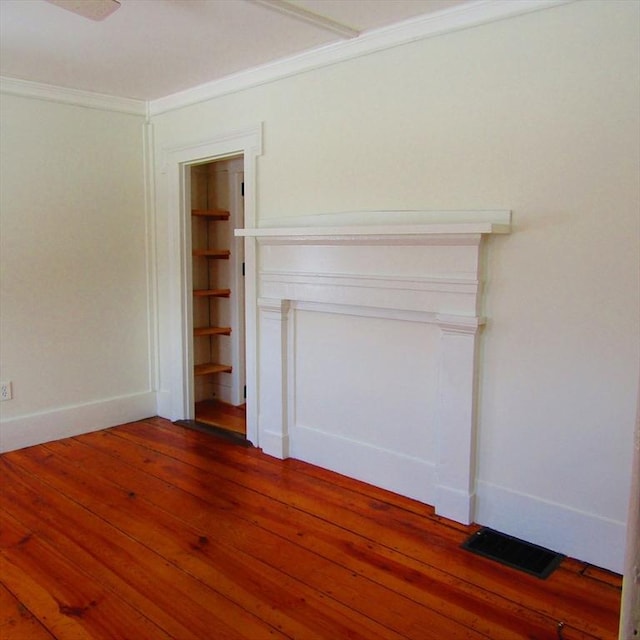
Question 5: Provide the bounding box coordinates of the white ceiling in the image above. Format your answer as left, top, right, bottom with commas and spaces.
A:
0, 0, 470, 101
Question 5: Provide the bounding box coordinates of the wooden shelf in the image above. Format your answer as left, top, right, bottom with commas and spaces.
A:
192, 249, 231, 259
193, 288, 231, 297
190, 162, 242, 404
194, 326, 232, 337
191, 209, 230, 220
194, 362, 232, 376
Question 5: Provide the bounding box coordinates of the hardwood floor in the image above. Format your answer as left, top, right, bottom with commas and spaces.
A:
0, 417, 622, 639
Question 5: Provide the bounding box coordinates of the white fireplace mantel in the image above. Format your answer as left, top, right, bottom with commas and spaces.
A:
236, 209, 511, 240
236, 210, 510, 525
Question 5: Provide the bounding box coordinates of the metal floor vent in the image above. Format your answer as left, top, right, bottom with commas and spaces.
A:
462, 527, 564, 579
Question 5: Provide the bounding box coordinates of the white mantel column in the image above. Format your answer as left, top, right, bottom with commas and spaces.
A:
434, 315, 483, 524
257, 298, 291, 459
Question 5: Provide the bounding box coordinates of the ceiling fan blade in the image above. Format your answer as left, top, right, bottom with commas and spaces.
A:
45, 0, 121, 21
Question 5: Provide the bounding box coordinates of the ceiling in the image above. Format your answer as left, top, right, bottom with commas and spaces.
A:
0, 0, 471, 102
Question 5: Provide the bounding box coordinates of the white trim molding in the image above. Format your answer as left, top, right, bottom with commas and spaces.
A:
1, 2, 572, 116
249, 0, 360, 39
0, 392, 156, 453
149, 0, 574, 115
0, 76, 147, 116
238, 211, 510, 524
257, 298, 292, 457
476, 481, 627, 574
619, 383, 640, 637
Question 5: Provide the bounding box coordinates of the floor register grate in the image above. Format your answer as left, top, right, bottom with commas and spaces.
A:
462, 527, 565, 579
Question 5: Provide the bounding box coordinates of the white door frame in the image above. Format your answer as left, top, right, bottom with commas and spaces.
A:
163, 124, 262, 445
226, 160, 247, 407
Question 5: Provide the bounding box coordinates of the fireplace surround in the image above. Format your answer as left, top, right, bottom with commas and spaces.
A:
237, 210, 510, 524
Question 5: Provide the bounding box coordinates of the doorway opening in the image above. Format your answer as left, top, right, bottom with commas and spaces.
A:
189, 155, 246, 437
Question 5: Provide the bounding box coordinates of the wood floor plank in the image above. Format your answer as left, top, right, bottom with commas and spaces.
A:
0, 418, 622, 640
5, 445, 410, 640
0, 459, 286, 640
0, 583, 56, 640
45, 436, 493, 640
112, 419, 622, 639
0, 508, 172, 640
77, 426, 595, 640
582, 565, 624, 588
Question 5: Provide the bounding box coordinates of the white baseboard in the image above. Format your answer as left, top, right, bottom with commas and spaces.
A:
0, 391, 157, 452
475, 480, 626, 574
435, 484, 476, 525
260, 428, 290, 459
291, 423, 436, 505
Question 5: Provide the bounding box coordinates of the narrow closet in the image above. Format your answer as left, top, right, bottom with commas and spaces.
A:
190, 157, 245, 435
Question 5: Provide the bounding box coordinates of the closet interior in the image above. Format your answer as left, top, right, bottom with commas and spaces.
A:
190, 156, 245, 436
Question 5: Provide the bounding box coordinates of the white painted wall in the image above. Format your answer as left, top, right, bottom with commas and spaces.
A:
151, 0, 639, 571
0, 94, 154, 451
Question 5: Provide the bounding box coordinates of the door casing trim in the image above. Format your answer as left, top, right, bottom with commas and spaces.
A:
163, 124, 262, 445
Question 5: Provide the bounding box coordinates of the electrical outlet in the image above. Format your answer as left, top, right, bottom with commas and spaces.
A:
1, 382, 12, 401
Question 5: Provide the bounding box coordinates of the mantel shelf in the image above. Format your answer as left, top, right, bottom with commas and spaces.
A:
236, 222, 510, 238
235, 211, 511, 240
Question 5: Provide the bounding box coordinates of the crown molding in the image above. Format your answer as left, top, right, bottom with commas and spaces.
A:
0, 76, 147, 116
0, 0, 572, 117
249, 0, 360, 39
149, 0, 574, 116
